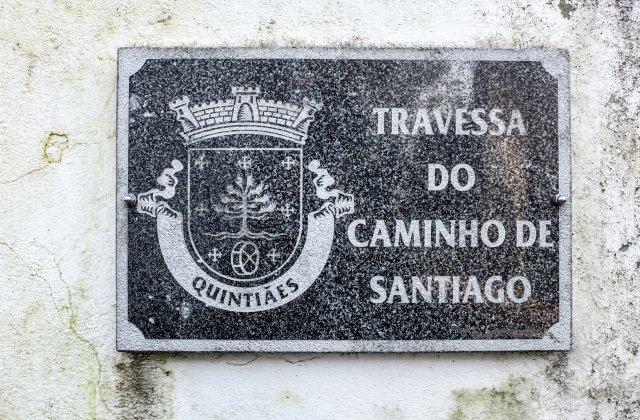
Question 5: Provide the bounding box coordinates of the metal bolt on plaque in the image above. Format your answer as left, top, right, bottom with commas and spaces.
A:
123, 194, 137, 207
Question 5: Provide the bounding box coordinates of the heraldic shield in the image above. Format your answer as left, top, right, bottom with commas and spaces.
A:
188, 147, 303, 281
135, 86, 354, 312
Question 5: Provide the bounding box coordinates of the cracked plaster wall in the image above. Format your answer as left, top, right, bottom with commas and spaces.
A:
0, 0, 638, 418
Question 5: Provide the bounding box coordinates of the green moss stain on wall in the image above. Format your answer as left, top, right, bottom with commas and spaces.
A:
450, 377, 538, 420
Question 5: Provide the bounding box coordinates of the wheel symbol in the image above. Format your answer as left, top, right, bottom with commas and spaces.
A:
231, 241, 260, 276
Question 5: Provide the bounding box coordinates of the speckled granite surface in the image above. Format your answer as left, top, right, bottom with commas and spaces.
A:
117, 48, 570, 351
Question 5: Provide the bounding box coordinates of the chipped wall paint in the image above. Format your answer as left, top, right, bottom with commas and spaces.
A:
0, 0, 638, 418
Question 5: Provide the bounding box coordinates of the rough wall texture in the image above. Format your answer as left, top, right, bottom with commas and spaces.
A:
0, 0, 638, 418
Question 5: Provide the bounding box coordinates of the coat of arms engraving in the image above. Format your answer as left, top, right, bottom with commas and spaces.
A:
135, 86, 354, 312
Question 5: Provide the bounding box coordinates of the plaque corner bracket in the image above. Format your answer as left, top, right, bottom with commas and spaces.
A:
118, 48, 148, 79
539, 49, 570, 81
116, 321, 147, 351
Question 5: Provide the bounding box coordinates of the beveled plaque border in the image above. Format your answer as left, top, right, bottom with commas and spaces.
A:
116, 47, 571, 352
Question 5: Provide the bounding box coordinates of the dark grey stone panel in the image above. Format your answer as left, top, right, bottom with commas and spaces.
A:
116, 48, 571, 352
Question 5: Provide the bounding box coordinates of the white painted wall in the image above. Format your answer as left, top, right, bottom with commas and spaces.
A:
0, 1, 638, 418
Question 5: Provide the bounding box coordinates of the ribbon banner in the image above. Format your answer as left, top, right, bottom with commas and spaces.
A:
137, 159, 354, 312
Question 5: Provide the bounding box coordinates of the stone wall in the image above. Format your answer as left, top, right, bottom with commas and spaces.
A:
0, 0, 638, 418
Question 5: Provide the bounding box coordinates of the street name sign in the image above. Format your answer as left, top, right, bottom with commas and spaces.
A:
116, 48, 571, 352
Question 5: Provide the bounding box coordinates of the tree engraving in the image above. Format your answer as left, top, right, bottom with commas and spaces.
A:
206, 172, 284, 240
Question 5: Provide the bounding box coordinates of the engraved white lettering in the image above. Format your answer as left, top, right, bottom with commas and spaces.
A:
374, 107, 526, 136
369, 275, 532, 304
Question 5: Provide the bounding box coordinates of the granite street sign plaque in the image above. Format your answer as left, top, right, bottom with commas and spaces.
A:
116, 48, 571, 352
